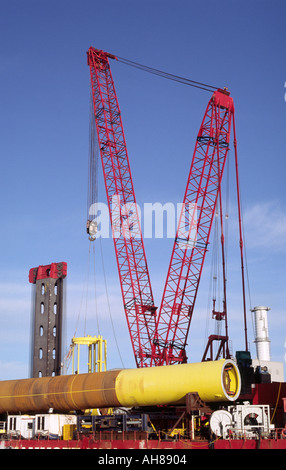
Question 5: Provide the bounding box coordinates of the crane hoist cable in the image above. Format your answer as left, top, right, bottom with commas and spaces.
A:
86, 88, 99, 241
86, 82, 125, 367
115, 54, 221, 92
87, 47, 158, 368
115, 53, 232, 361
98, 237, 125, 368
87, 47, 249, 366
73, 241, 95, 338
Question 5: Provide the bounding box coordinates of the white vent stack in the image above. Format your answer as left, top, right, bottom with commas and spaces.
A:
252, 306, 271, 361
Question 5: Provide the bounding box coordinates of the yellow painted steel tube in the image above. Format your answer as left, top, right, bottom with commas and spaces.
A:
116, 359, 240, 406
0, 359, 240, 414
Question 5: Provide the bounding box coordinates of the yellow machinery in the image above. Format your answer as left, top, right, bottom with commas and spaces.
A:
0, 359, 240, 414
62, 423, 76, 441
71, 335, 107, 374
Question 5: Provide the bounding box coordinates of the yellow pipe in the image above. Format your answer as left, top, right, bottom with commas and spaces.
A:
116, 359, 240, 406
0, 359, 240, 414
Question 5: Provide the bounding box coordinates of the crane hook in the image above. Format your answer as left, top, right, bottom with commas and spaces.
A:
86, 219, 97, 241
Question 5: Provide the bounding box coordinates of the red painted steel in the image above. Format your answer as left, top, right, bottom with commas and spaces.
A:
4, 437, 286, 449
87, 48, 246, 368
29, 262, 67, 283
152, 89, 234, 365
87, 48, 157, 368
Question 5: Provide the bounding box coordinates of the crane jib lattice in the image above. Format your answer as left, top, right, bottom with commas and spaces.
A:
87, 48, 157, 368
87, 47, 246, 367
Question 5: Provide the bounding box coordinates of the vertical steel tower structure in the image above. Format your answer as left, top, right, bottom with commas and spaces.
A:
29, 262, 67, 377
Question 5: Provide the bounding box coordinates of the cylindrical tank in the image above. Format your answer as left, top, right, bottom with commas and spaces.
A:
0, 359, 240, 414
252, 306, 271, 361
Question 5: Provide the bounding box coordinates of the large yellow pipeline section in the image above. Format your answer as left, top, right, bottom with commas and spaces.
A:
0, 359, 240, 414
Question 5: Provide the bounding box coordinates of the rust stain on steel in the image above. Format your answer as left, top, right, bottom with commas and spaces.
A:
0, 370, 121, 414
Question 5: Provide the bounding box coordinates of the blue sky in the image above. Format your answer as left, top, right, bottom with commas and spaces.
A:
0, 0, 285, 379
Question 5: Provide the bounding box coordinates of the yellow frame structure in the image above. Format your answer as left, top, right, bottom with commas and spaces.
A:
71, 335, 107, 374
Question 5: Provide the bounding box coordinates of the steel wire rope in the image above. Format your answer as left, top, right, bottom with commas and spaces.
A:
203, 209, 221, 358
115, 52, 223, 364
87, 86, 125, 368
98, 237, 125, 368
222, 157, 230, 353
92, 242, 101, 335
213, 162, 231, 351
115, 55, 220, 92
241, 204, 255, 343
224, 155, 230, 277
204, 242, 216, 354
89, 50, 223, 366
85, 81, 125, 368
87, 88, 98, 224
213, 211, 222, 341
203, 161, 231, 358
73, 243, 92, 339
83, 245, 91, 337
63, 92, 102, 374
90, 225, 125, 369
87, 88, 102, 338
62, 244, 92, 374
232, 155, 254, 345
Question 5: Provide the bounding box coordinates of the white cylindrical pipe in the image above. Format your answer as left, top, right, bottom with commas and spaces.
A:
252, 306, 271, 361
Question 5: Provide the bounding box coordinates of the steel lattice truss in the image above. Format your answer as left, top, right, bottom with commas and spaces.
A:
87, 47, 237, 368
87, 48, 157, 368
152, 91, 234, 365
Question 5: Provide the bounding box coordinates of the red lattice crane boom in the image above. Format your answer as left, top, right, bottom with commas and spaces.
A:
87, 48, 157, 368
87, 47, 246, 368
152, 89, 235, 366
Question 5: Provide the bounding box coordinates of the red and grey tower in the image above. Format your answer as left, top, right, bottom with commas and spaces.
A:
29, 262, 67, 378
